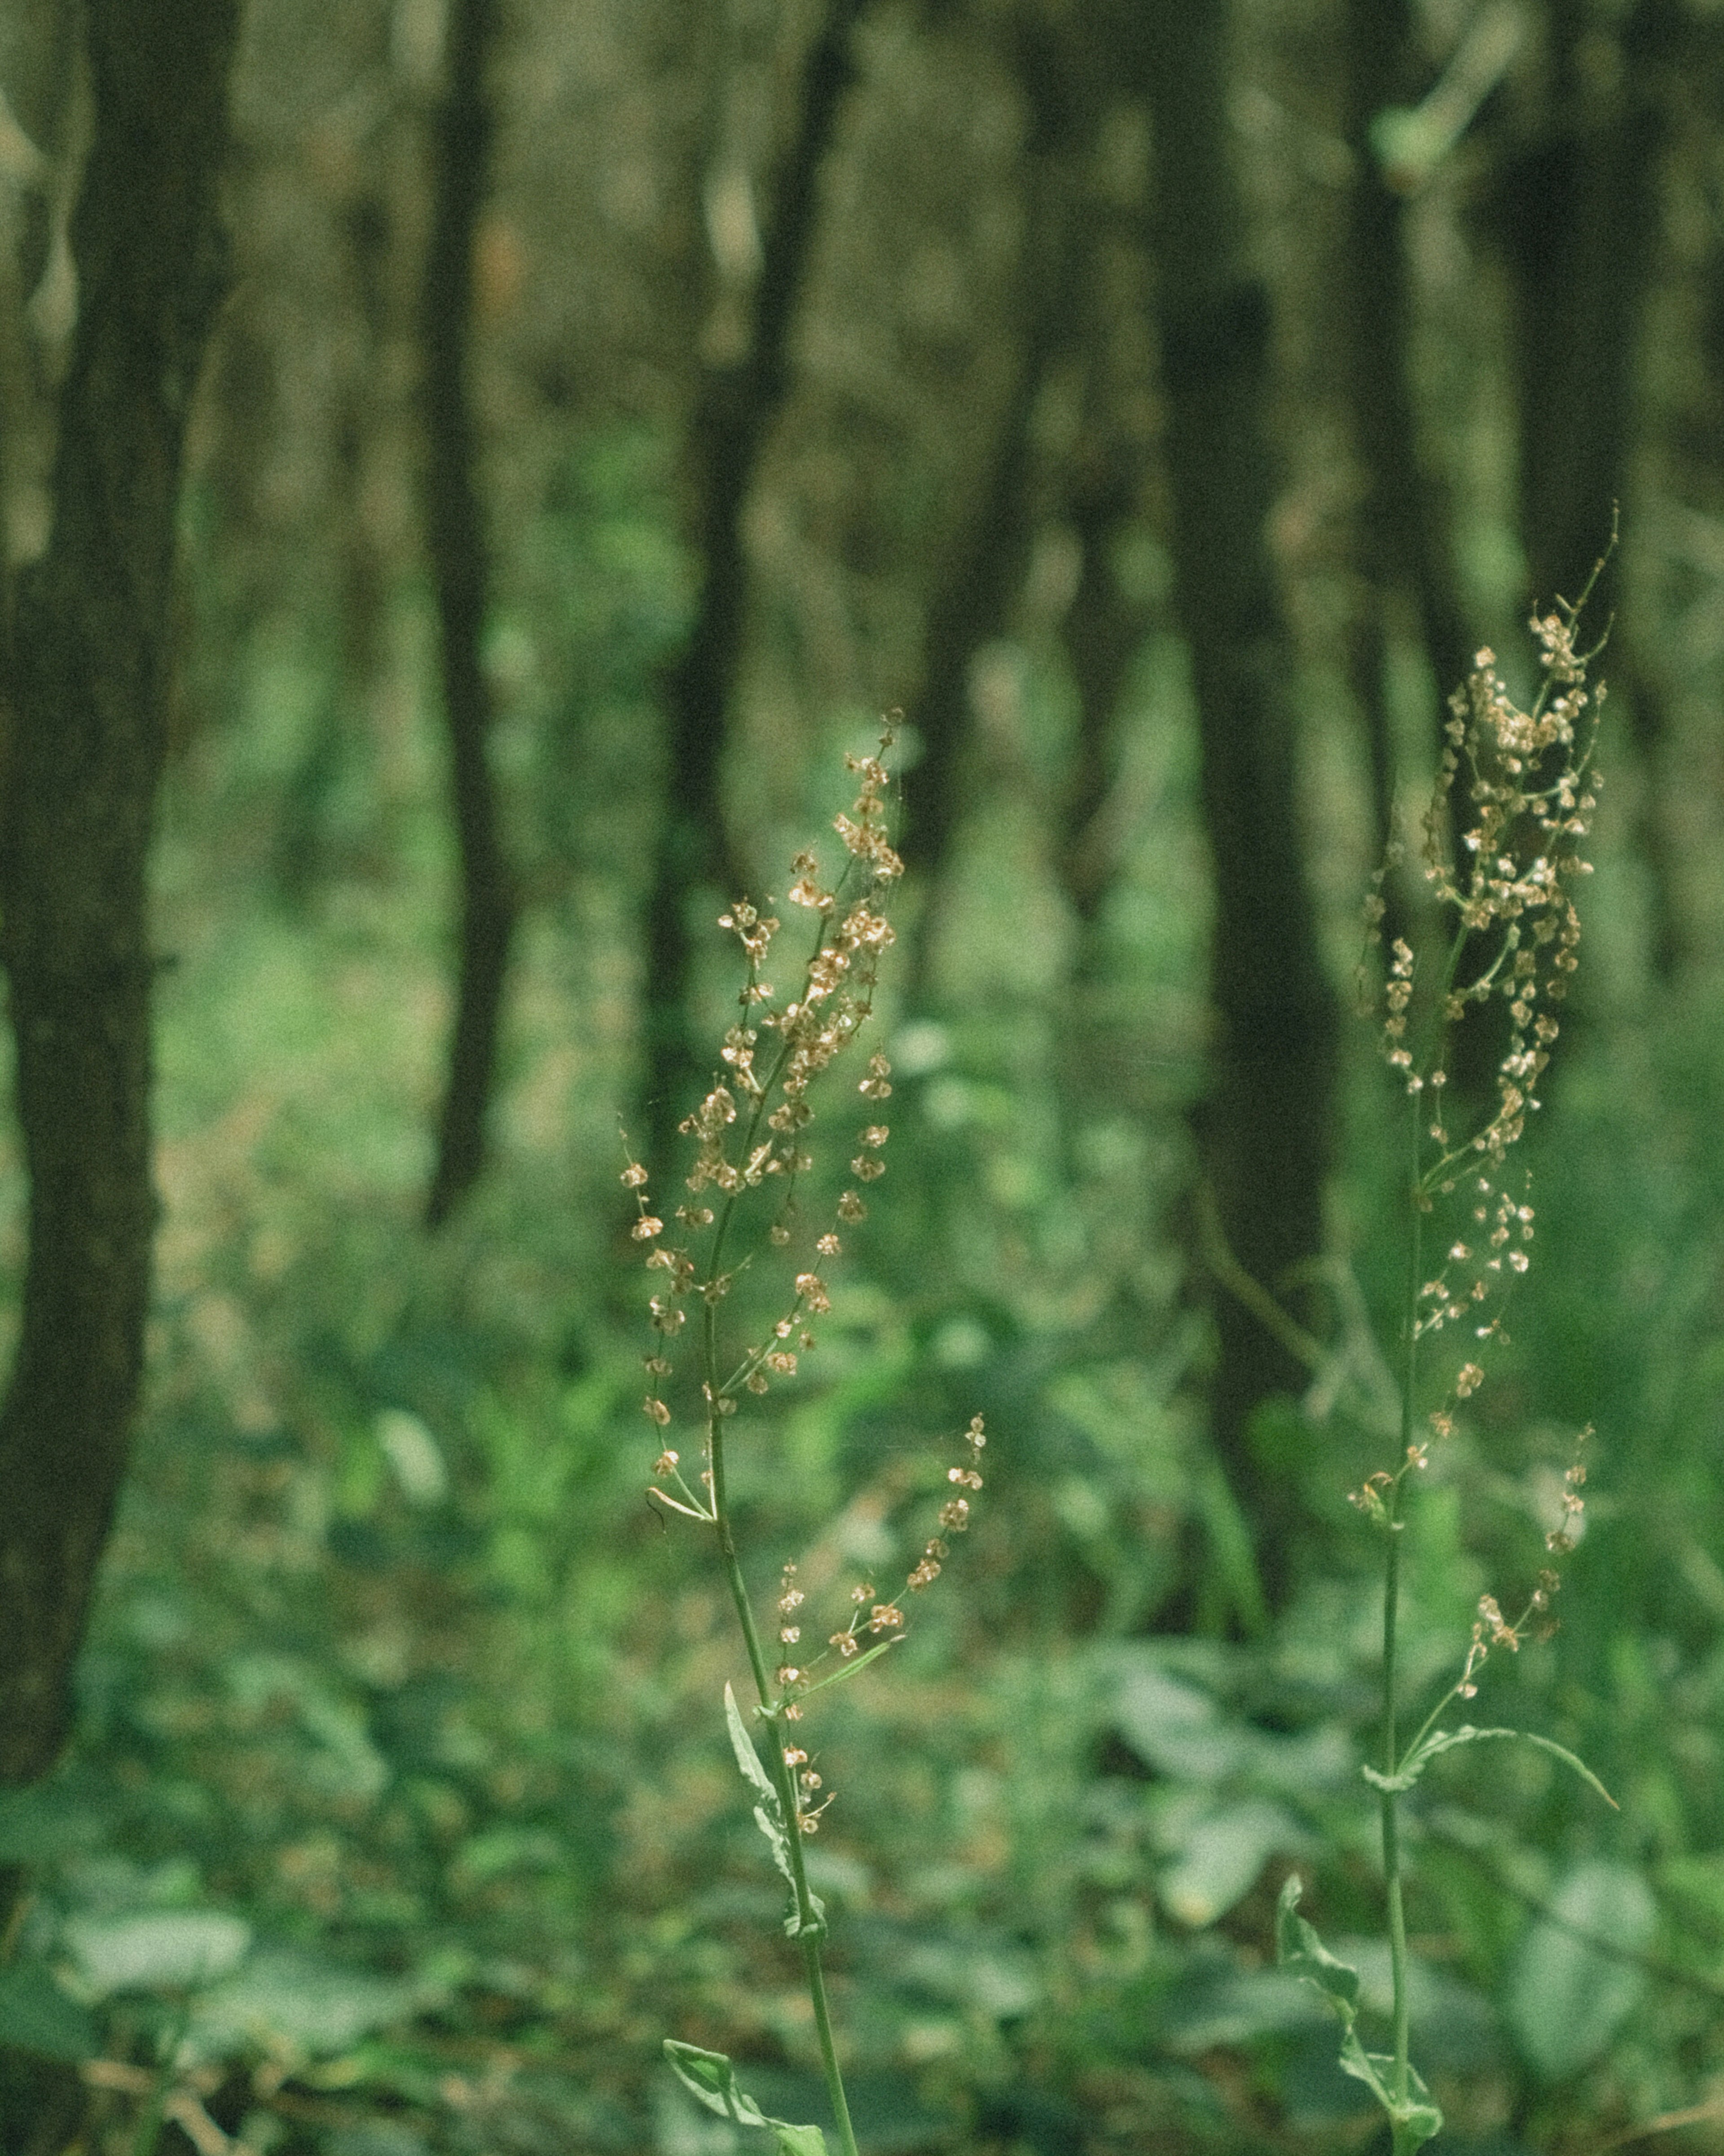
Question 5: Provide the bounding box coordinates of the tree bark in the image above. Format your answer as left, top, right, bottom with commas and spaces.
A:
1139, 4, 1338, 1614
643, 0, 865, 1171
1339, 0, 1473, 862
896, 8, 1104, 1004
1487, 0, 1680, 969
0, 0, 237, 1785
424, 0, 517, 1227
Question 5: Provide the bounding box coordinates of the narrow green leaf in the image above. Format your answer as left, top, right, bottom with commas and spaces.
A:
792, 1638, 900, 1702
725, 1683, 804, 1903
663, 2040, 829, 2150
1334, 2028, 1390, 2104
725, 1684, 782, 1814
664, 2040, 768, 2126
1275, 1875, 1361, 2024
1407, 1725, 1618, 1809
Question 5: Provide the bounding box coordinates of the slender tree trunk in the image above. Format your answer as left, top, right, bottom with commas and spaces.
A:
424, 0, 517, 1227
0, 0, 237, 1785
1339, 0, 1473, 850
1490, 0, 1679, 967
1139, 4, 1338, 1614
643, 0, 865, 1170
897, 13, 1100, 1005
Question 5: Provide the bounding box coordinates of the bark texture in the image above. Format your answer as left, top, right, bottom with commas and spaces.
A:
896, 9, 1099, 1002
644, 0, 865, 1170
424, 0, 518, 1227
0, 0, 237, 1784
1139, 4, 1338, 1612
1339, 0, 1472, 860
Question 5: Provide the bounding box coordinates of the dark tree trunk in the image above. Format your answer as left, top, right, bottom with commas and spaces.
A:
1139, 4, 1338, 1615
424, 0, 517, 1227
643, 0, 865, 1169
1488, 0, 1680, 969
1339, 0, 1473, 857
896, 11, 1103, 1005
0, 0, 237, 1786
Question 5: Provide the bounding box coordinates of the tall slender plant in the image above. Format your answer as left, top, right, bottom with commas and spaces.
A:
1279, 570, 1614, 2152
622, 724, 982, 2156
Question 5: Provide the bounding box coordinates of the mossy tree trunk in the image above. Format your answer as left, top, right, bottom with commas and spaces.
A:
0, 0, 237, 1785
1139, 4, 1338, 1614
424, 0, 518, 1227
643, 0, 866, 1171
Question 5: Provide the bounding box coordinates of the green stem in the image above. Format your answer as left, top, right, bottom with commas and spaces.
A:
1381, 1088, 1423, 2108
708, 1382, 861, 2156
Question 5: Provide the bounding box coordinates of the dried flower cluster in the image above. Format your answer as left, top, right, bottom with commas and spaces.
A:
1358, 594, 1603, 1446
624, 725, 905, 1519
1350, 586, 1606, 1726
624, 721, 985, 1850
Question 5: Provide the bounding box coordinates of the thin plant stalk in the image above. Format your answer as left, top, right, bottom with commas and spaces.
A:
1280, 574, 1612, 2153
708, 1390, 861, 2156
637, 733, 978, 2156
1381, 1082, 1424, 2118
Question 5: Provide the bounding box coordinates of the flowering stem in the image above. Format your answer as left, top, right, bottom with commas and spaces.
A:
1382, 1085, 1423, 2108
706, 1332, 861, 2156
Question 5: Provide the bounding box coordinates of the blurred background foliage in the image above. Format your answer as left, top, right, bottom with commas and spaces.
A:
2, 0, 1724, 2150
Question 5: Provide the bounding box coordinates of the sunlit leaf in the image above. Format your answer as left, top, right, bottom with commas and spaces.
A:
64, 1909, 251, 1996
1507, 1861, 1653, 2080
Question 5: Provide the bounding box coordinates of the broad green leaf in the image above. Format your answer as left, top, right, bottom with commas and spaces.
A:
665, 2040, 769, 2125
1333, 2028, 1390, 2104
1160, 1800, 1301, 1927
1276, 1875, 1360, 2024
186, 1948, 411, 2063
1507, 1860, 1653, 2080
64, 1909, 251, 1996
0, 1960, 97, 2061
1337, 2046, 1442, 2147
1394, 1725, 1617, 1809
664, 2040, 827, 2148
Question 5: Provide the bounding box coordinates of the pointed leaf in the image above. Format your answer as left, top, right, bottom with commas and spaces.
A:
1275, 1874, 1361, 2024
1333, 2029, 1390, 2104
771, 2127, 828, 2156
793, 1639, 899, 1702
1405, 1725, 1617, 1808
726, 1684, 782, 1815
664, 2040, 768, 2126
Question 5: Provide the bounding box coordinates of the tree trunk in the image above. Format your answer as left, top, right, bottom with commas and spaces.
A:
0, 0, 237, 1786
1339, 0, 1473, 861
424, 0, 518, 1227
1139, 3, 1338, 1615
643, 0, 865, 1171
895, 10, 1104, 1005
1489, 0, 1680, 969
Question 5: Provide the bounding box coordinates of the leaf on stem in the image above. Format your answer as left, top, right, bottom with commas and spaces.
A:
1276, 1877, 1443, 2150
1364, 1724, 1616, 1808
792, 1636, 900, 1702
664, 2041, 830, 2153
722, 1684, 825, 1937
